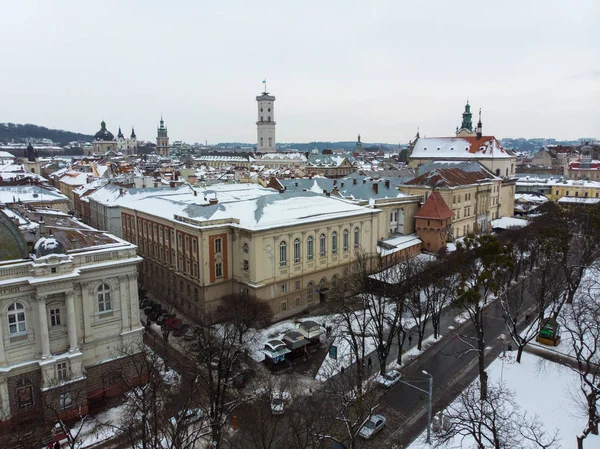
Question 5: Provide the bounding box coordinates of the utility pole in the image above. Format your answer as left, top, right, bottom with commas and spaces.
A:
422, 370, 433, 444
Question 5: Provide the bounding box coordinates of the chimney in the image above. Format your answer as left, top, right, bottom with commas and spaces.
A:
119, 188, 124, 196
341, 182, 344, 188
363, 179, 366, 184
333, 179, 337, 185
39, 218, 46, 236
323, 189, 328, 194
385, 180, 390, 189
373, 183, 379, 194
193, 190, 198, 197
353, 179, 357, 185
208, 197, 218, 205
326, 192, 330, 197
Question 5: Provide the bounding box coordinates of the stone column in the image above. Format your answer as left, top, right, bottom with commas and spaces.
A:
80, 283, 94, 343
36, 294, 51, 359
0, 313, 6, 366
65, 290, 78, 352
119, 275, 130, 333
128, 273, 141, 329
0, 375, 10, 420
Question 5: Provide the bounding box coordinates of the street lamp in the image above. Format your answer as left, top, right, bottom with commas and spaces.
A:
422, 370, 433, 444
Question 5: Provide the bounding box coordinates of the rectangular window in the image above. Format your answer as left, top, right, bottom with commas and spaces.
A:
56, 362, 68, 381
294, 240, 301, 263
280, 301, 287, 312
243, 259, 249, 271
354, 228, 360, 248
185, 236, 190, 250
193, 262, 198, 277
281, 283, 287, 294
319, 235, 326, 257
332, 233, 338, 254
343, 231, 349, 251
307, 238, 314, 260
295, 296, 301, 307
50, 308, 61, 327
59, 392, 72, 410
295, 280, 301, 290
215, 238, 222, 253
192, 239, 197, 252
215, 262, 223, 278
165, 229, 169, 244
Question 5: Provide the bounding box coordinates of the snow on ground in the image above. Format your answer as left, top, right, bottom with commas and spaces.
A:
407, 353, 589, 449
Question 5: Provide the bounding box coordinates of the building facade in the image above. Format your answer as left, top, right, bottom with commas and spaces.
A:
119, 184, 381, 320
0, 207, 143, 430
117, 127, 138, 155
88, 121, 117, 156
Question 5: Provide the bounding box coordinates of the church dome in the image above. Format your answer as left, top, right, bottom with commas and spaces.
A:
34, 237, 66, 258
94, 121, 115, 142
0, 209, 28, 261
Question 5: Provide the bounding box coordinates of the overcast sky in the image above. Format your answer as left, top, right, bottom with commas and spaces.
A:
1, 0, 598, 144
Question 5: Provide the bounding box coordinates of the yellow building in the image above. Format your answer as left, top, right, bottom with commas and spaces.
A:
120, 184, 382, 320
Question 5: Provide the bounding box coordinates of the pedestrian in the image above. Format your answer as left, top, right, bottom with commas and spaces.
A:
368, 357, 372, 371
54, 441, 61, 449
341, 366, 345, 375
525, 314, 530, 323
408, 334, 413, 346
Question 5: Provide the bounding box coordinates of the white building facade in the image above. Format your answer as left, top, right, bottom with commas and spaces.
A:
0, 208, 143, 429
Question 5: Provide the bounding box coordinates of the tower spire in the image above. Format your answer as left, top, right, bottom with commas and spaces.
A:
476, 108, 483, 139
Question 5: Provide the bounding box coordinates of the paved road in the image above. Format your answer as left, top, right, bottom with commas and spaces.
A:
362, 288, 536, 449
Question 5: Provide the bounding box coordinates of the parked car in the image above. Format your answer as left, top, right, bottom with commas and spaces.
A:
172, 324, 189, 338
156, 314, 175, 326
183, 327, 195, 341
170, 407, 204, 427
165, 317, 183, 330
270, 391, 292, 415
231, 369, 255, 388
358, 414, 386, 439
375, 369, 402, 388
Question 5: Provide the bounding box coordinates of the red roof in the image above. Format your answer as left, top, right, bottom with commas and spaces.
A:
414, 191, 454, 220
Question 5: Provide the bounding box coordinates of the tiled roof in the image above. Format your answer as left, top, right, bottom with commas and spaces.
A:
406, 162, 495, 187
414, 191, 454, 220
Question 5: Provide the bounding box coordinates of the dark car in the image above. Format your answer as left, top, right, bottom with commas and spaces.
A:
172, 324, 189, 338
156, 314, 175, 326
231, 369, 255, 388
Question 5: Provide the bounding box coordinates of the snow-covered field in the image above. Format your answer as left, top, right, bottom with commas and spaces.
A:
408, 353, 590, 449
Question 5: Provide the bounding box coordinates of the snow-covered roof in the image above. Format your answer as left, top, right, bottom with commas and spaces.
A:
557, 196, 600, 205
0, 185, 68, 205
491, 217, 529, 230
410, 136, 513, 160
514, 193, 549, 204
377, 233, 422, 256
123, 183, 379, 231
0, 151, 15, 159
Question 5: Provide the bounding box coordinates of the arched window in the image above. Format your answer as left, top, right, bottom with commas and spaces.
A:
307, 236, 314, 260
243, 243, 249, 253
307, 282, 314, 303
331, 275, 338, 289
319, 278, 327, 291
269, 137, 272, 146
343, 229, 349, 251
353, 227, 360, 248
319, 234, 326, 257
279, 241, 287, 266
294, 238, 301, 263
7, 302, 26, 335
97, 283, 112, 312
260, 137, 264, 146
331, 231, 338, 254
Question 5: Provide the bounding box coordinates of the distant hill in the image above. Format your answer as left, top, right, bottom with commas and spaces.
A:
0, 123, 93, 145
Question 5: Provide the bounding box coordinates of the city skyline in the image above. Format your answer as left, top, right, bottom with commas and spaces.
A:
1, 0, 598, 144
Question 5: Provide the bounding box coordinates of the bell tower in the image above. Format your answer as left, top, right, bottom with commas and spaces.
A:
256, 81, 276, 153
156, 115, 169, 157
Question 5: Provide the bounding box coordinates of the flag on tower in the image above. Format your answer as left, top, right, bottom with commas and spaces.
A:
262, 79, 266, 84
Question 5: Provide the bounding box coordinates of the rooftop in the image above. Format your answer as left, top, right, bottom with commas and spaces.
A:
410, 136, 513, 160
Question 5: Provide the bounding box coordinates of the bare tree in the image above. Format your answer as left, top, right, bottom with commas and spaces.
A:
559, 268, 600, 449
41, 378, 93, 449
217, 293, 273, 345
433, 381, 559, 449
450, 234, 514, 401
190, 311, 256, 449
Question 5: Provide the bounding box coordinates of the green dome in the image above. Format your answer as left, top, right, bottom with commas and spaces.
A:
0, 209, 28, 261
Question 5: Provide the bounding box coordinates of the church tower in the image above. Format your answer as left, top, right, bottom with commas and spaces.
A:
456, 100, 475, 137
256, 82, 276, 153
117, 127, 126, 152
156, 116, 169, 157
129, 127, 138, 154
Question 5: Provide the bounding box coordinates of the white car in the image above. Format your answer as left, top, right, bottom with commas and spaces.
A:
270, 391, 292, 415
375, 369, 402, 388
170, 407, 204, 427
358, 414, 386, 439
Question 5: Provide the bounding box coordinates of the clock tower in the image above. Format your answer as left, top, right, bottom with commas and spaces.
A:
256, 84, 276, 153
